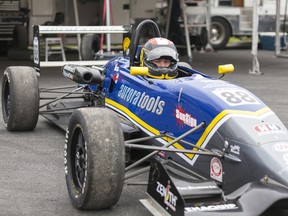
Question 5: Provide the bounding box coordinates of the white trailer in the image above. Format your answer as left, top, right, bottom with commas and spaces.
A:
186, 0, 288, 49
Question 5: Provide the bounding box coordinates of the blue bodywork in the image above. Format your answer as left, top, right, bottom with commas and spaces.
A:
96, 56, 267, 147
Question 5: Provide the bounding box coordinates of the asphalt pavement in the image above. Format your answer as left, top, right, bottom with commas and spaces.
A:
0, 46, 287, 216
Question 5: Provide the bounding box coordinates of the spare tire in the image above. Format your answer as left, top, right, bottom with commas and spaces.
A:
80, 34, 100, 60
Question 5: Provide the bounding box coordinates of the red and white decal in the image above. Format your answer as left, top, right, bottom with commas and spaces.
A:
272, 143, 288, 152
210, 157, 223, 182
113, 73, 119, 83
254, 124, 285, 135
175, 106, 197, 128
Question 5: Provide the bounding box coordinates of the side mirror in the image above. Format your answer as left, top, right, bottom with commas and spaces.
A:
218, 64, 234, 74
130, 66, 149, 76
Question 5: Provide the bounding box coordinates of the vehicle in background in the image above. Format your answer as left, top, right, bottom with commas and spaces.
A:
185, 0, 288, 49
0, 0, 29, 54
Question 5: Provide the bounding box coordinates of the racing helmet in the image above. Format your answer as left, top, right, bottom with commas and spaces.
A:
140, 37, 179, 79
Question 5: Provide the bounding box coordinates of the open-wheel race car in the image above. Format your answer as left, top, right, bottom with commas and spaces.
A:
2, 19, 288, 216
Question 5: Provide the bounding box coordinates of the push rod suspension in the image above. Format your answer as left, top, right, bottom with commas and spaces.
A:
125, 122, 205, 172
39, 86, 85, 109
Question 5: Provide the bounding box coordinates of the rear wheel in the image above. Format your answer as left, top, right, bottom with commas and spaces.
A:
65, 107, 125, 209
2, 66, 39, 131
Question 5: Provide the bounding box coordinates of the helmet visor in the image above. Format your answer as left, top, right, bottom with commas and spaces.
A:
146, 47, 179, 62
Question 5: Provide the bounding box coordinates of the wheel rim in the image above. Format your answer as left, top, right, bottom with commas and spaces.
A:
3, 80, 10, 121
71, 127, 87, 192
210, 23, 225, 45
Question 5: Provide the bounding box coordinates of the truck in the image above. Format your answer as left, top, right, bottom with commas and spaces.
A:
185, 0, 288, 49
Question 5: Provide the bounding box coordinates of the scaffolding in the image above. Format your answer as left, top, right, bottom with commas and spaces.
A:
166, 0, 212, 63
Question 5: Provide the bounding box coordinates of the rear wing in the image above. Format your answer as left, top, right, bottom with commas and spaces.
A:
33, 25, 132, 75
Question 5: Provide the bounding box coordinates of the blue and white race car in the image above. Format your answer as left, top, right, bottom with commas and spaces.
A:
2, 20, 288, 216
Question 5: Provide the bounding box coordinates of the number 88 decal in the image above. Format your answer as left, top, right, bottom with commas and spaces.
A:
212, 88, 260, 106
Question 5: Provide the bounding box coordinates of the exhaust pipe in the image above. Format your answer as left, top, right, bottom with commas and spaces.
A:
62, 64, 103, 85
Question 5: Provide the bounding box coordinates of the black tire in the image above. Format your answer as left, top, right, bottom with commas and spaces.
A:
80, 34, 100, 60
210, 17, 231, 50
262, 208, 288, 216
15, 26, 28, 50
2, 66, 39, 131
65, 108, 125, 209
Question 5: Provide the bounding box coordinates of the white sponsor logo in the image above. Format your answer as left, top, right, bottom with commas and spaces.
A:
185, 203, 238, 212
230, 145, 240, 155
175, 108, 197, 128
63, 71, 74, 80
156, 180, 178, 211
177, 185, 218, 190
118, 84, 165, 115
33, 36, 39, 65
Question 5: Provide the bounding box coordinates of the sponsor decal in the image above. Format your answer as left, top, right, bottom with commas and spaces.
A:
63, 70, 74, 80
114, 62, 119, 72
158, 151, 165, 158
118, 84, 165, 115
64, 130, 69, 176
33, 36, 39, 65
175, 105, 197, 128
185, 203, 238, 212
254, 124, 285, 135
177, 185, 218, 191
272, 143, 288, 152
113, 73, 119, 83
210, 157, 223, 182
230, 145, 240, 155
63, 65, 76, 81
156, 180, 178, 211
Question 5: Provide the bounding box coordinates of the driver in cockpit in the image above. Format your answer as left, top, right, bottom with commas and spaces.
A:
140, 37, 179, 79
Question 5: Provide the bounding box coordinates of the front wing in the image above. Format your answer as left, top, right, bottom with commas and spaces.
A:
142, 158, 288, 216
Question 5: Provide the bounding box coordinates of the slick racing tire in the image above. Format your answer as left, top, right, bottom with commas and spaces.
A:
80, 34, 100, 60
2, 66, 39, 131
65, 108, 125, 209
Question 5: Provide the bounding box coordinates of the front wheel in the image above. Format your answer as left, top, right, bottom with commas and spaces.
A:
65, 107, 125, 209
2, 66, 39, 131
